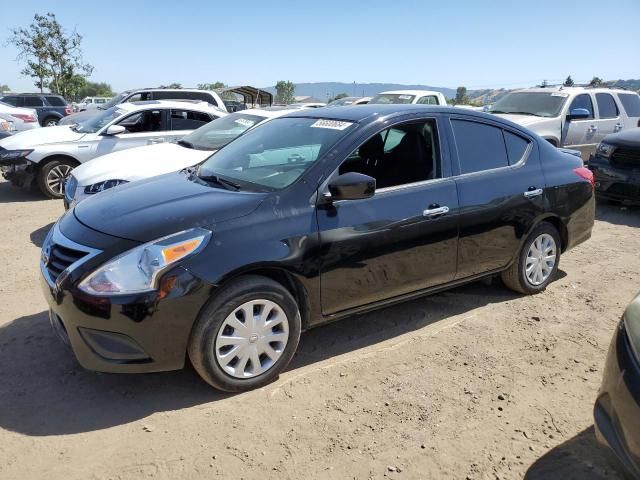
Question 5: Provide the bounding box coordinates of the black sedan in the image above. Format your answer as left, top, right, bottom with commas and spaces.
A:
595, 293, 640, 478
589, 128, 640, 205
40, 105, 595, 391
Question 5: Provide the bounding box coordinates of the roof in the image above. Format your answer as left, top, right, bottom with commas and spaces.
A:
378, 90, 443, 96
513, 86, 633, 94
118, 100, 222, 113
231, 108, 300, 119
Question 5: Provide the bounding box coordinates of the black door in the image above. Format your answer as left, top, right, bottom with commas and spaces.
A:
448, 116, 546, 279
316, 117, 459, 315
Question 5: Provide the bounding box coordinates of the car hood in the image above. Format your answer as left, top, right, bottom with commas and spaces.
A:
73, 171, 267, 242
72, 143, 213, 186
603, 128, 640, 148
493, 113, 555, 127
0, 125, 84, 149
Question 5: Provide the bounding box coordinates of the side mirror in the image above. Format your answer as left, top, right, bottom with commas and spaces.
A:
567, 108, 591, 121
104, 124, 126, 136
327, 172, 375, 201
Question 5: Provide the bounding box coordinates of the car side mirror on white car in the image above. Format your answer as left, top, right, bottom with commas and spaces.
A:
104, 125, 126, 136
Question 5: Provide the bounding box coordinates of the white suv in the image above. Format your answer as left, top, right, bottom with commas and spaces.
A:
488, 87, 640, 159
0, 100, 225, 198
369, 89, 447, 106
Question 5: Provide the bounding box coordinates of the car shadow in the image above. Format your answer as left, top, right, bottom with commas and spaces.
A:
0, 179, 47, 203
596, 202, 640, 228
0, 278, 519, 437
30, 222, 55, 248
524, 426, 627, 479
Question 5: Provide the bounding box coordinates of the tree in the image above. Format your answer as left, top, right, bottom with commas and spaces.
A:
275, 80, 295, 104
329, 92, 349, 103
589, 76, 604, 87
455, 86, 468, 105
198, 81, 237, 101
0, 84, 10, 92
8, 13, 93, 97
563, 75, 575, 87
159, 83, 182, 89
77, 81, 113, 98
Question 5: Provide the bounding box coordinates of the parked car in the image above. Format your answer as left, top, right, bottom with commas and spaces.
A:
289, 102, 327, 108
40, 104, 595, 391
588, 128, 640, 205
75, 97, 112, 112
60, 88, 227, 126
594, 291, 640, 479
369, 90, 447, 106
0, 100, 225, 198
0, 114, 16, 139
65, 108, 299, 208
488, 87, 640, 160
0, 93, 72, 127
0, 100, 40, 129
327, 96, 371, 107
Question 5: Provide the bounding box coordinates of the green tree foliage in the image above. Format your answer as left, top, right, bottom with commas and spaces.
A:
563, 75, 575, 87
198, 82, 237, 101
329, 92, 349, 102
455, 86, 468, 105
8, 13, 93, 97
159, 83, 182, 89
72, 80, 113, 101
589, 76, 604, 87
275, 80, 295, 104
0, 84, 10, 92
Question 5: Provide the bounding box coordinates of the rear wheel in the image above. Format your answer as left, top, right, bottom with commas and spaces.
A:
37, 159, 76, 199
43, 117, 59, 127
188, 275, 301, 392
501, 222, 561, 294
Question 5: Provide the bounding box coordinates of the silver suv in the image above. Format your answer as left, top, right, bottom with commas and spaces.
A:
488, 87, 640, 159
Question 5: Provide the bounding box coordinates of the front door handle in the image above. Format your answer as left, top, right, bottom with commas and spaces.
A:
149, 137, 165, 144
423, 206, 449, 218
614, 123, 624, 132
524, 188, 543, 199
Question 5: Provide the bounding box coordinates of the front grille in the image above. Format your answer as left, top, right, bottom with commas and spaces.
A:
607, 183, 640, 200
46, 243, 88, 280
611, 148, 640, 169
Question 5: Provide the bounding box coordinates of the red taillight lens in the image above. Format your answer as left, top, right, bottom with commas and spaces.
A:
574, 167, 595, 189
64, 106, 72, 115
13, 114, 36, 123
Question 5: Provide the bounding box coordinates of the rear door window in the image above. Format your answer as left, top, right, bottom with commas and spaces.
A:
568, 94, 594, 119
451, 119, 509, 174
170, 109, 215, 130
1, 96, 20, 106
595, 93, 619, 119
23, 96, 44, 107
617, 93, 640, 117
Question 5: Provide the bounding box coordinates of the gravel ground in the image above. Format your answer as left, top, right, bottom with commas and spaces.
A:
0, 178, 637, 480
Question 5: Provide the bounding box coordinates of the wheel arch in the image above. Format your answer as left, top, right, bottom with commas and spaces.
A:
36, 154, 81, 171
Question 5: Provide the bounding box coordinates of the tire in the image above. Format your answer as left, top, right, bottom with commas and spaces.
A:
37, 159, 76, 199
43, 117, 59, 127
501, 222, 561, 295
188, 275, 302, 392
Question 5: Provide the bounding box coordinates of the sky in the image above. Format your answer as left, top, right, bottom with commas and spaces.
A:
1, 0, 639, 93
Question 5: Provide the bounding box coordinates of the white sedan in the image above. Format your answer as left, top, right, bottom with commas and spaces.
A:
0, 100, 225, 198
64, 108, 300, 208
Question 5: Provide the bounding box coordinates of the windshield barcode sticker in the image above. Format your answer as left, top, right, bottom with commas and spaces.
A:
234, 118, 255, 128
310, 119, 353, 130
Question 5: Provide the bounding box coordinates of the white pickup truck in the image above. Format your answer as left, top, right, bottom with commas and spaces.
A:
369, 89, 447, 106
488, 86, 640, 160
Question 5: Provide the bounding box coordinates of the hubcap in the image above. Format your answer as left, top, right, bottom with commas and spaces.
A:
215, 299, 289, 379
46, 119, 58, 127
525, 233, 557, 286
47, 165, 73, 196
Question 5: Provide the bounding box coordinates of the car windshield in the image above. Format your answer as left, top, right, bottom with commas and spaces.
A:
181, 112, 268, 151
98, 92, 129, 110
73, 106, 126, 133
369, 93, 416, 104
489, 92, 568, 117
197, 117, 356, 191
328, 98, 356, 107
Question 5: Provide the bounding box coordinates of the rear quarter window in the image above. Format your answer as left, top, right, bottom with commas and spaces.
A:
45, 96, 67, 106
503, 131, 529, 164
617, 93, 640, 118
595, 93, 619, 119
451, 119, 509, 174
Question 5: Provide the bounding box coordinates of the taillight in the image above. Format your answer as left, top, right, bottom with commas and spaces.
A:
574, 167, 595, 189
13, 113, 36, 123
64, 106, 72, 115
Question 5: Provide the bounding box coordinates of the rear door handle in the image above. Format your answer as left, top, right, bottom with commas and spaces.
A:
614, 123, 624, 132
149, 137, 165, 144
587, 125, 598, 133
423, 206, 449, 217
524, 188, 543, 199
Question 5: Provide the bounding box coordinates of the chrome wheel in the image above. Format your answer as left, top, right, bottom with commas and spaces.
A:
45, 119, 59, 127
47, 165, 73, 196
525, 233, 557, 286
215, 299, 289, 379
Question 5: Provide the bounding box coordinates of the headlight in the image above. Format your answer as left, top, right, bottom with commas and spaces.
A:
84, 179, 129, 194
78, 228, 211, 296
624, 294, 640, 361
596, 142, 614, 159
0, 149, 33, 161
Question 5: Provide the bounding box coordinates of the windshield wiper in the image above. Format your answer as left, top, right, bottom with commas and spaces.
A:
198, 174, 241, 191
178, 139, 194, 149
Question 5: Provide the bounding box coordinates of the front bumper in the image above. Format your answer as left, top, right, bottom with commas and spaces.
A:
594, 322, 640, 478
589, 154, 640, 205
40, 220, 213, 373
0, 160, 35, 188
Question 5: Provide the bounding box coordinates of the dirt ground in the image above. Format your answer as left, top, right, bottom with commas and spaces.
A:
0, 177, 638, 480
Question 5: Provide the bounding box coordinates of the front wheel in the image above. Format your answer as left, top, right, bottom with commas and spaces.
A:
501, 222, 561, 294
188, 275, 301, 392
43, 117, 59, 127
37, 159, 76, 199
